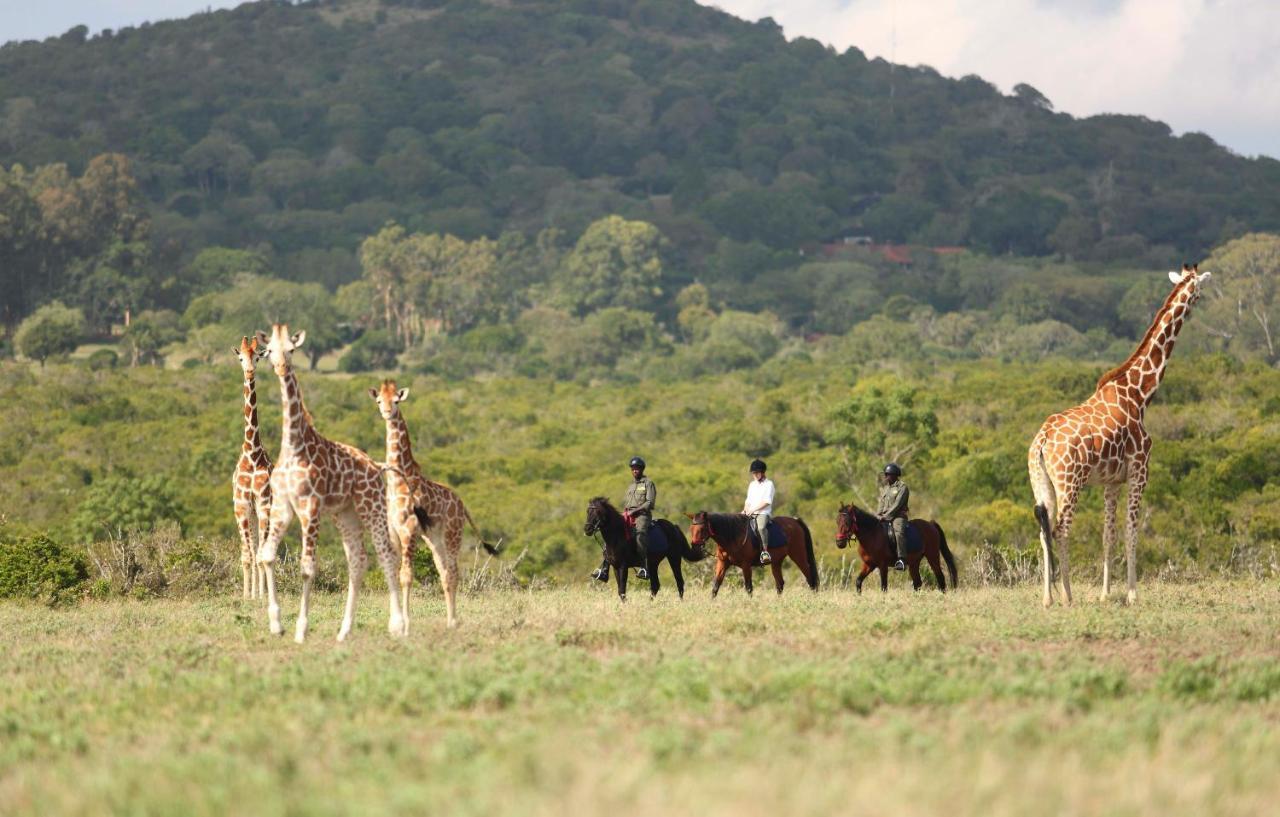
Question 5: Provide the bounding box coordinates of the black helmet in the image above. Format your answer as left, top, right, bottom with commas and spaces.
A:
629, 456, 646, 470
750, 459, 767, 473
883, 462, 902, 477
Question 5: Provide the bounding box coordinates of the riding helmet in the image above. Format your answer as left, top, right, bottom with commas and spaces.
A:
883, 462, 902, 477
750, 459, 767, 473
629, 456, 646, 470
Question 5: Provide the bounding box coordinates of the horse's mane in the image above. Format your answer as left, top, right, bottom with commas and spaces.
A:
707, 512, 749, 538
589, 496, 617, 513
842, 503, 879, 531
1095, 276, 1187, 389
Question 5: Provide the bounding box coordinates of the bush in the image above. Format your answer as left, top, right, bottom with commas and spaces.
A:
338, 329, 399, 372
0, 533, 89, 602
87, 348, 119, 370
73, 474, 187, 541
85, 523, 235, 598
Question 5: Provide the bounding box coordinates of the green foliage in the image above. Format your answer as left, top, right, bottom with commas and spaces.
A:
86, 348, 119, 370
0, 533, 88, 602
73, 475, 187, 541
554, 216, 667, 315
119, 309, 184, 367
338, 329, 399, 373
14, 301, 85, 366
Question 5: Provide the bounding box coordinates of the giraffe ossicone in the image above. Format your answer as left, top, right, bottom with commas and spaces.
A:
1028, 263, 1211, 608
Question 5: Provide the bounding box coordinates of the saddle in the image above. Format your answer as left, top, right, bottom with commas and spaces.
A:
747, 519, 786, 551
882, 520, 923, 554
622, 512, 668, 558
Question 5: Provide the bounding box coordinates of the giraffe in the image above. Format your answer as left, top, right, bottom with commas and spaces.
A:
255, 324, 405, 642
369, 380, 498, 631
1028, 263, 1212, 607
231, 336, 272, 600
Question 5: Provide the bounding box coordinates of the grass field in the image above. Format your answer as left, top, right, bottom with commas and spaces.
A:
2, 580, 1279, 816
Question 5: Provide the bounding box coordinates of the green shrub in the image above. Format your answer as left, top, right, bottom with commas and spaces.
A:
73, 474, 187, 541
87, 348, 119, 370
0, 533, 88, 602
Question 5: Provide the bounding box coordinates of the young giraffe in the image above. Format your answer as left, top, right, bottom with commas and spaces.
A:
369, 380, 498, 630
1029, 263, 1212, 607
255, 324, 405, 642
231, 336, 272, 599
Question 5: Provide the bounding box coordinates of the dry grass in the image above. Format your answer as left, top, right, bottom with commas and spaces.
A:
1, 581, 1278, 816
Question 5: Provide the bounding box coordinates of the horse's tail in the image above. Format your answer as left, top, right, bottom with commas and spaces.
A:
1030, 439, 1057, 571
659, 518, 705, 562
797, 517, 819, 589
935, 521, 957, 589
463, 505, 502, 555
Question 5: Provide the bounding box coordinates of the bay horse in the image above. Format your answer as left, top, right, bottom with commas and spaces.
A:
583, 497, 705, 601
686, 512, 818, 597
834, 503, 957, 593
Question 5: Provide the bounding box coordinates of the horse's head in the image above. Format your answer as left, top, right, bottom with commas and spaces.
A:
584, 496, 609, 536
835, 503, 859, 549
685, 510, 714, 548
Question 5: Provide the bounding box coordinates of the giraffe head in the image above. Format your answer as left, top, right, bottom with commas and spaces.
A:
1167, 262, 1213, 307
256, 324, 306, 377
232, 336, 267, 377
369, 379, 409, 421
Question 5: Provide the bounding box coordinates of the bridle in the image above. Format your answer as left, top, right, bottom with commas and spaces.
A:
835, 506, 858, 549
689, 514, 715, 549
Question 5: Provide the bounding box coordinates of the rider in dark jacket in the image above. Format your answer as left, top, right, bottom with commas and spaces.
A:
591, 456, 654, 581
877, 462, 910, 570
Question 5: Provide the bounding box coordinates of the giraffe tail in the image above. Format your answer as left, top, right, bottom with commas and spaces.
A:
1031, 444, 1057, 571
463, 506, 502, 556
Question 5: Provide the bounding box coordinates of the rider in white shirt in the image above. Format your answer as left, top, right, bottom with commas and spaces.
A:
743, 459, 775, 564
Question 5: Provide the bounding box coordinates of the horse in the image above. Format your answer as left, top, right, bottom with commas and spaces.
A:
834, 503, 957, 593
583, 497, 705, 601
686, 511, 818, 597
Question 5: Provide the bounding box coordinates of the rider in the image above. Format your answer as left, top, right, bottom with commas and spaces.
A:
877, 462, 910, 570
590, 456, 655, 582
743, 459, 775, 564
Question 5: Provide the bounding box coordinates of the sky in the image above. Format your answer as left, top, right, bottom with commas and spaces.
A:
2, 0, 1277, 159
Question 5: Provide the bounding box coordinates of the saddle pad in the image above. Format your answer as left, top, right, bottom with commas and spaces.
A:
749, 520, 788, 550
883, 521, 924, 553
641, 521, 669, 558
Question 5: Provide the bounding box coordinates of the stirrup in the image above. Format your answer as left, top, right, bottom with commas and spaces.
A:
893, 559, 906, 571
590, 567, 608, 582
759, 549, 772, 564
635, 567, 649, 580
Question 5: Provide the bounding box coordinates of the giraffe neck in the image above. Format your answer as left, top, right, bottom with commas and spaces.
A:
242, 372, 265, 458
1112, 294, 1192, 408
277, 366, 312, 456
385, 412, 417, 473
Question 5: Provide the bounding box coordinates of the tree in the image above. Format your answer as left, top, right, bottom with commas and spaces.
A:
828, 383, 938, 495
14, 301, 85, 366
1197, 233, 1280, 365
73, 474, 186, 540
185, 247, 271, 296
554, 216, 667, 315
119, 309, 184, 367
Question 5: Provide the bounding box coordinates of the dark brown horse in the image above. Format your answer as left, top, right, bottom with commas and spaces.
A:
584, 497, 705, 601
835, 503, 957, 593
686, 512, 818, 597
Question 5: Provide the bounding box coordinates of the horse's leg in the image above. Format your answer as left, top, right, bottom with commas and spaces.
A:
711, 555, 728, 599
770, 557, 784, 595
908, 557, 922, 591
615, 562, 628, 602
649, 552, 660, 597
668, 554, 685, 599
742, 565, 753, 596
879, 563, 889, 592
925, 541, 946, 592
854, 561, 873, 594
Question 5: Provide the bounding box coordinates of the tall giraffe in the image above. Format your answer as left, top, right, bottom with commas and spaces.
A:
255, 324, 405, 642
231, 336, 272, 599
1028, 263, 1212, 607
369, 380, 498, 630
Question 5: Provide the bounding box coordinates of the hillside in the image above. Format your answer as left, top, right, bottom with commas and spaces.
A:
3, 0, 1279, 298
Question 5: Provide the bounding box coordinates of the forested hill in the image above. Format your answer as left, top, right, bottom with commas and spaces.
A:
4, 0, 1279, 271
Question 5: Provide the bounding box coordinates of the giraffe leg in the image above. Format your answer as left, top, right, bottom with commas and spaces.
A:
1125, 466, 1149, 605
254, 495, 271, 600
395, 518, 417, 636
259, 498, 295, 636
234, 499, 254, 599
294, 502, 321, 644
359, 499, 405, 637
334, 506, 368, 642
1100, 484, 1120, 601
1048, 486, 1080, 608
